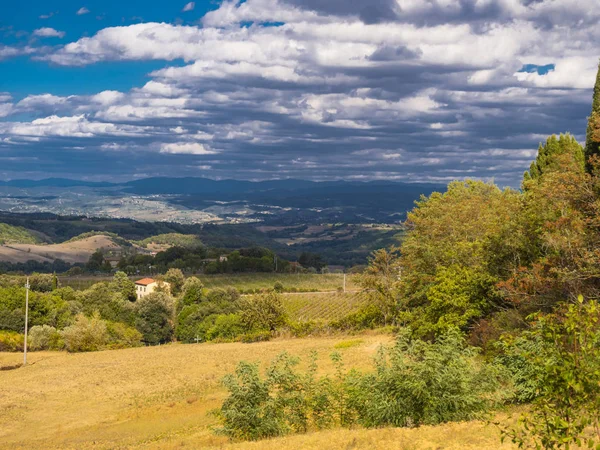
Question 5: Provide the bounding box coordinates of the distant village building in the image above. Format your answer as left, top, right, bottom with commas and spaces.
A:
219, 255, 228, 262
135, 278, 170, 299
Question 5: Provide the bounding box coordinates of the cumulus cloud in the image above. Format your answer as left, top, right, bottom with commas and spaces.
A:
0, 0, 599, 184
33, 28, 66, 39
160, 142, 216, 155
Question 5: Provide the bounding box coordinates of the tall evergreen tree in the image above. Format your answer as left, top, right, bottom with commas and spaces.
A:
523, 134, 584, 185
585, 61, 600, 170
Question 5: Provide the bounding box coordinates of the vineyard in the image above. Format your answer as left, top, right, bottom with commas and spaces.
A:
281, 291, 369, 322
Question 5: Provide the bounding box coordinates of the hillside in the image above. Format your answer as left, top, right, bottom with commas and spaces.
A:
0, 336, 512, 450
0, 235, 122, 264
0, 223, 40, 245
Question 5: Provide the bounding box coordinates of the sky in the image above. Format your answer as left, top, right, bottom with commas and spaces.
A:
0, 0, 599, 186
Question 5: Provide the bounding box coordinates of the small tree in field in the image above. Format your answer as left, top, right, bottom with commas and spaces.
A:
500, 296, 600, 449
239, 291, 286, 332
134, 292, 174, 345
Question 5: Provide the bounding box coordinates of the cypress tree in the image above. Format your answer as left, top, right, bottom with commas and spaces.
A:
585, 61, 600, 170
523, 134, 584, 185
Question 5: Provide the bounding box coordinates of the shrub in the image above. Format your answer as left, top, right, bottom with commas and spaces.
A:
217, 352, 343, 440
217, 329, 507, 441
273, 281, 284, 293
240, 330, 272, 343
0, 331, 24, 352
106, 322, 143, 349
61, 313, 109, 352
206, 314, 244, 341
499, 297, 600, 449
349, 328, 506, 428
29, 325, 62, 351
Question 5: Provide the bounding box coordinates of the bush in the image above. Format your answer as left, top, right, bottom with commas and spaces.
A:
206, 314, 244, 341
0, 331, 24, 352
106, 322, 143, 349
499, 298, 600, 449
216, 329, 508, 441
241, 330, 272, 343
61, 313, 109, 352
217, 352, 343, 440
349, 328, 506, 428
273, 281, 284, 293
29, 325, 62, 350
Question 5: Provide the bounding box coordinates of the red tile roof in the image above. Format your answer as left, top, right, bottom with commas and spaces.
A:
135, 278, 156, 286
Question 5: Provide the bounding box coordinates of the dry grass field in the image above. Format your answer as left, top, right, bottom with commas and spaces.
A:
0, 235, 120, 264
0, 335, 515, 450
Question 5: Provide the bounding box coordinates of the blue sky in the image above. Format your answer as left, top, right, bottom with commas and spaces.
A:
0, 0, 598, 185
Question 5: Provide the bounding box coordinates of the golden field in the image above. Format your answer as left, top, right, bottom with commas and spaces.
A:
0, 335, 515, 450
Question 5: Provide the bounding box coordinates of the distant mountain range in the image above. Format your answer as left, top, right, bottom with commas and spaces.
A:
0, 177, 445, 195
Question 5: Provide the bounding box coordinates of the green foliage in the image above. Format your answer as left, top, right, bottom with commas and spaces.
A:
239, 291, 286, 332
357, 247, 401, 325
105, 321, 143, 349
0, 330, 24, 352
217, 351, 346, 440
136, 233, 203, 249
351, 328, 506, 428
585, 61, 600, 168
0, 223, 40, 245
29, 325, 62, 351
500, 297, 600, 449
273, 281, 284, 293
134, 292, 174, 345
76, 282, 135, 325
109, 271, 137, 302
164, 268, 185, 296
61, 313, 109, 352
180, 276, 205, 308
206, 314, 244, 341
217, 330, 506, 441
524, 134, 584, 183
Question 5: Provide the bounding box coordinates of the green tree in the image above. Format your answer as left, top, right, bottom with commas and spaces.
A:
110, 271, 137, 302
164, 268, 185, 296
134, 292, 174, 345
524, 134, 584, 184
500, 297, 600, 449
356, 247, 401, 326
398, 180, 519, 336
239, 291, 286, 332
86, 250, 105, 272
585, 61, 600, 169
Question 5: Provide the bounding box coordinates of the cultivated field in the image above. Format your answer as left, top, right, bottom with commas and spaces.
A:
282, 291, 369, 322
0, 336, 514, 450
0, 235, 120, 264
59, 273, 359, 292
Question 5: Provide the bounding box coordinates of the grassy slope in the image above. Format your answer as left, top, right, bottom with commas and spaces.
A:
135, 233, 203, 249
282, 291, 369, 322
0, 336, 513, 450
0, 223, 39, 245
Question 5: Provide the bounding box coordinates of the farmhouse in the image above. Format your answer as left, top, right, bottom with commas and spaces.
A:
135, 277, 169, 299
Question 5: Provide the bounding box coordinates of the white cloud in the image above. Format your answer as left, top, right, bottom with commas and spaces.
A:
182, 2, 195, 12
5, 115, 150, 138
91, 90, 125, 105
160, 142, 216, 155
77, 7, 90, 15
33, 28, 66, 39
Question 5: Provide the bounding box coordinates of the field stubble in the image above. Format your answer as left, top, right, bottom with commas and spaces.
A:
0, 335, 515, 449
